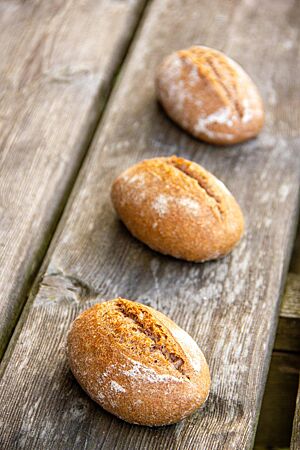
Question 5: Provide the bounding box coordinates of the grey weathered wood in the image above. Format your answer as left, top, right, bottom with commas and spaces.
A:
0, 0, 146, 358
1, 0, 300, 449
291, 379, 300, 450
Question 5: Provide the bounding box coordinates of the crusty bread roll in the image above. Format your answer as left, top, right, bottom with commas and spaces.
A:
156, 46, 264, 145
67, 298, 210, 426
111, 156, 244, 262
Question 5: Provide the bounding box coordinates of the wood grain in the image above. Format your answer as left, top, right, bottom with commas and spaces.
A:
1, 0, 300, 448
0, 0, 146, 358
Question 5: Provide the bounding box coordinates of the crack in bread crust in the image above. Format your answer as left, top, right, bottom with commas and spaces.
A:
115, 299, 188, 378
167, 157, 224, 218
181, 47, 243, 119
206, 56, 243, 118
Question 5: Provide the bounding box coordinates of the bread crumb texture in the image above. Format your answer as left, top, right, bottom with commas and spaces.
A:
156, 46, 264, 145
111, 156, 244, 262
67, 298, 211, 426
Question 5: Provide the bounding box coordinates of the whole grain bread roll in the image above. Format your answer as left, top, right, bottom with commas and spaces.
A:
111, 156, 244, 262
67, 298, 210, 426
156, 46, 264, 145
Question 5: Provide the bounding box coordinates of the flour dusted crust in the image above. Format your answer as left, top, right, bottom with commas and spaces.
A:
111, 156, 244, 262
156, 46, 264, 145
67, 298, 211, 426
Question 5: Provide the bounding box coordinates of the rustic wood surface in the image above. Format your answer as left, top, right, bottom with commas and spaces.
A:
0, 0, 146, 358
1, 0, 300, 449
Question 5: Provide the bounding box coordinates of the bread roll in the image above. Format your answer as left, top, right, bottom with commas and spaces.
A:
67, 298, 210, 426
111, 156, 244, 262
156, 46, 264, 145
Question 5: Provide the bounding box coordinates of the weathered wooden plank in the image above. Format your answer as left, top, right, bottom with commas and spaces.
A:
0, 0, 300, 449
291, 379, 300, 450
0, 0, 146, 358
254, 352, 300, 448
274, 273, 300, 352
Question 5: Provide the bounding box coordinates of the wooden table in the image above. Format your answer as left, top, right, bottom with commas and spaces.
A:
0, 1, 299, 448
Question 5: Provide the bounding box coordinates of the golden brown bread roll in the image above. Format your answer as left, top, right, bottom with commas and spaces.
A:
156, 46, 264, 145
67, 298, 210, 426
111, 156, 244, 262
